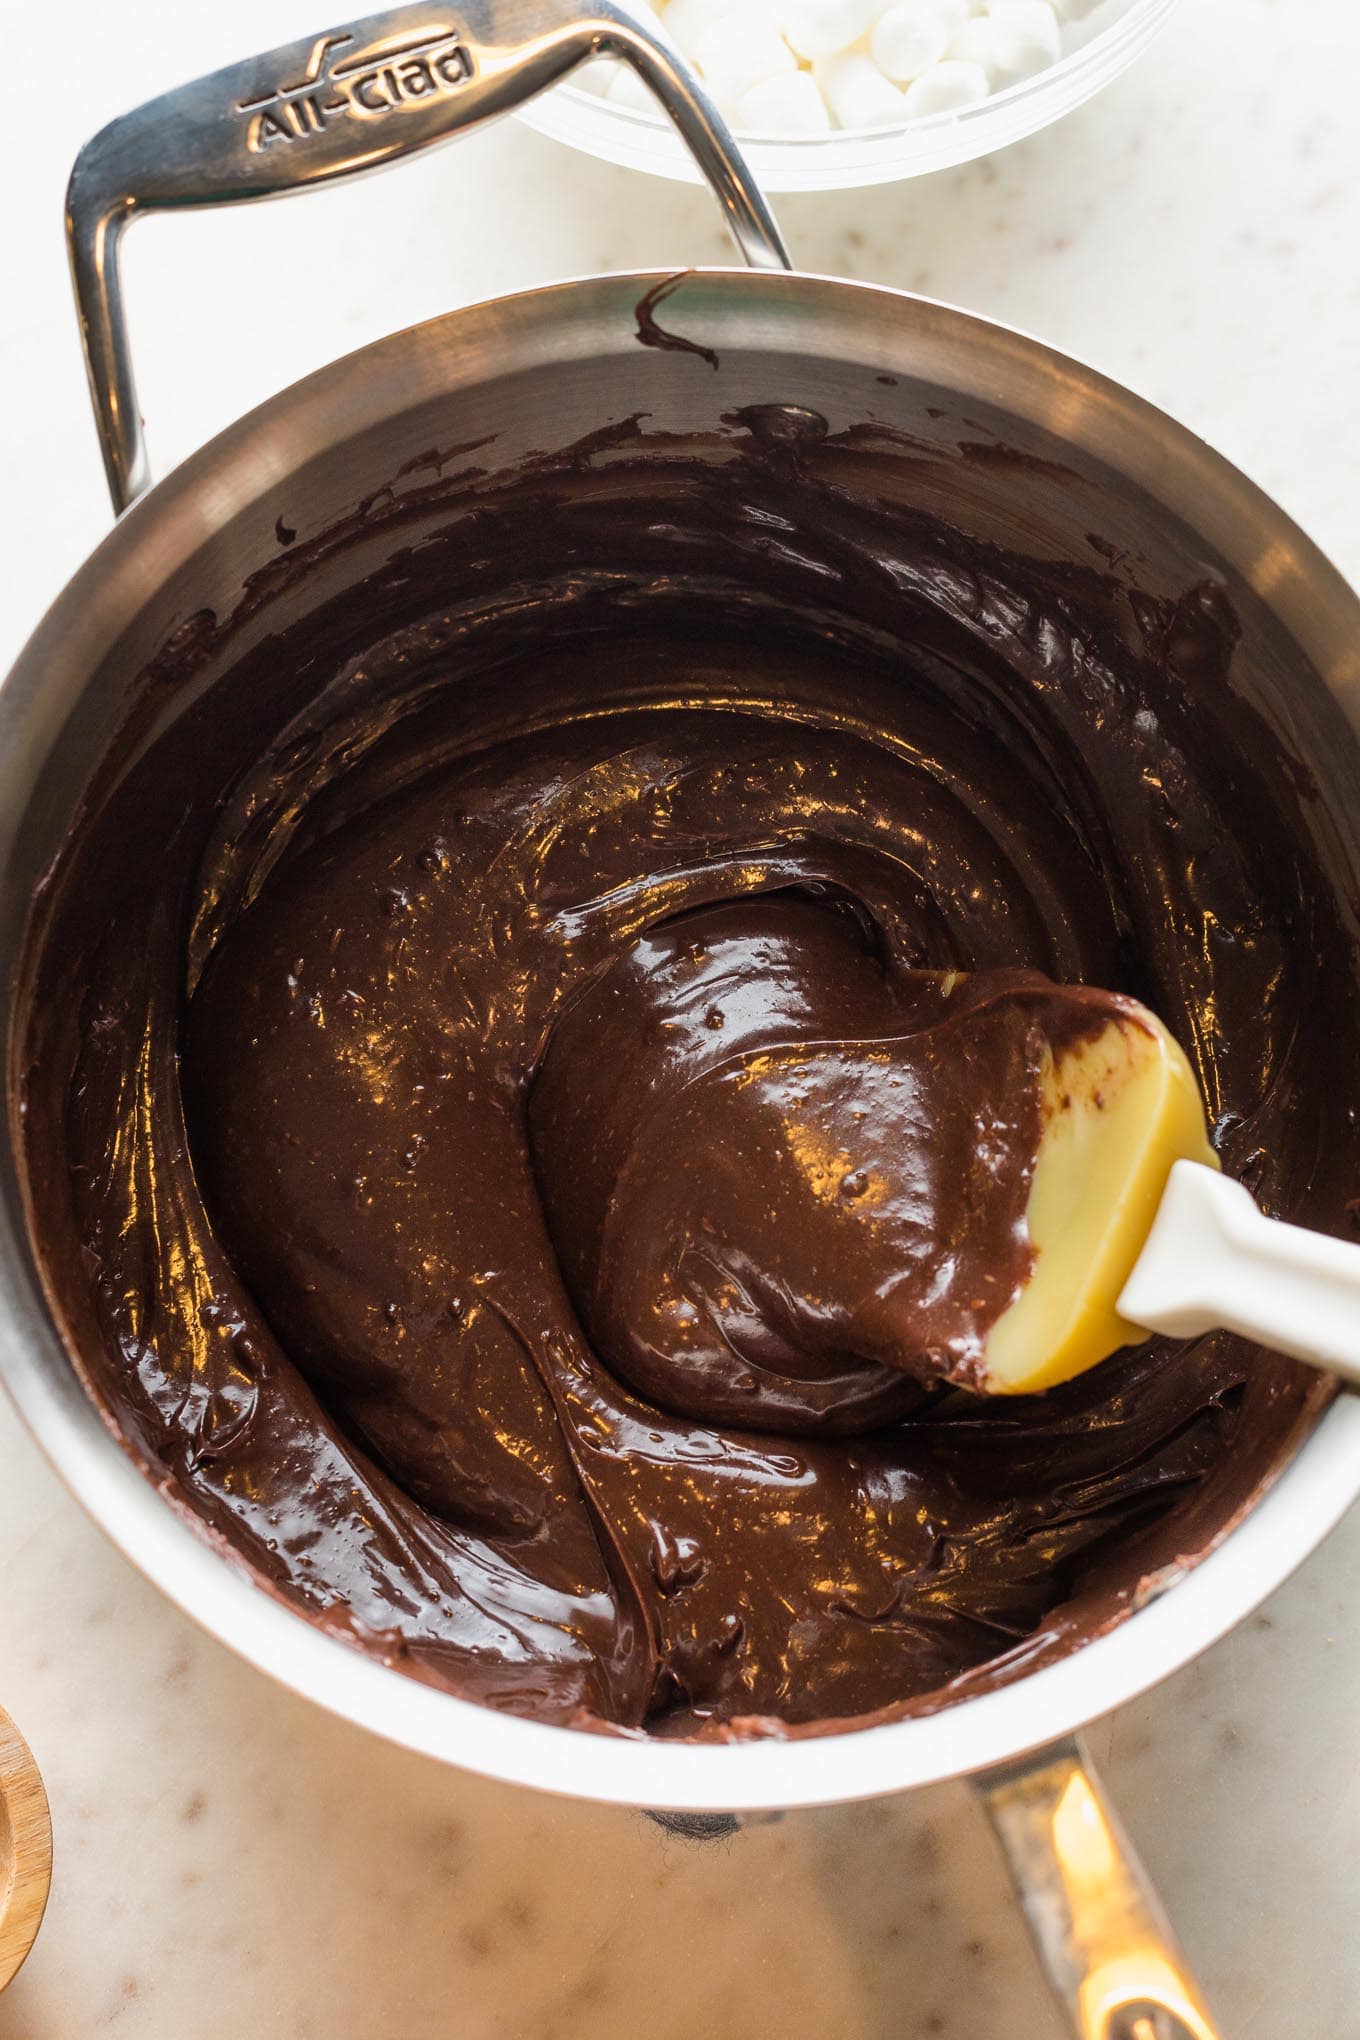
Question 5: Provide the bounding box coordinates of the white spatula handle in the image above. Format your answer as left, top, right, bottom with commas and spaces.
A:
1120, 1160, 1360, 1386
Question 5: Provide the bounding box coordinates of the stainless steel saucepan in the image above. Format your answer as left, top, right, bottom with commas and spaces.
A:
4, 6, 1359, 2033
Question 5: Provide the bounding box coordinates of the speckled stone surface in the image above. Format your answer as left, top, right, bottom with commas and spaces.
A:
2, 3, 1359, 2034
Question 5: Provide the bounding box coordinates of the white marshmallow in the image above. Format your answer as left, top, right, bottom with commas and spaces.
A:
817, 48, 909, 127
903, 57, 990, 113
605, 60, 661, 111
921, 0, 977, 39
1049, 0, 1100, 16
578, 55, 618, 97
661, 0, 747, 44
693, 13, 796, 104
870, 3, 949, 83
737, 68, 834, 132
947, 16, 998, 71
779, 0, 878, 61
985, 0, 1062, 80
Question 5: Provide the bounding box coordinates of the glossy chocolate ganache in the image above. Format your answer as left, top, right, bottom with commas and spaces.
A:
19, 408, 1360, 1739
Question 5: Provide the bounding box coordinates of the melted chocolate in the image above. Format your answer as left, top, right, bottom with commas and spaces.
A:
18, 410, 1359, 1739
530, 901, 1141, 1416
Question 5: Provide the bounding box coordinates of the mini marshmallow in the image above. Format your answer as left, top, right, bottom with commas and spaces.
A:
662, 0, 751, 45
985, 0, 1062, 80
779, 0, 878, 61
737, 68, 834, 132
871, 3, 950, 83
817, 48, 909, 127
947, 16, 999, 71
903, 56, 989, 114
921, 0, 977, 39
605, 60, 661, 111
693, 12, 797, 105
636, 0, 1074, 134
578, 55, 619, 98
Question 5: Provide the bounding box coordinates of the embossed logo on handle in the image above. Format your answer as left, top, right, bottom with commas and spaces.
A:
236, 26, 474, 150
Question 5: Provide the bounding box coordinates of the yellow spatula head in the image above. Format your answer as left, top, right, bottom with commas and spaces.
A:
980, 1010, 1220, 1395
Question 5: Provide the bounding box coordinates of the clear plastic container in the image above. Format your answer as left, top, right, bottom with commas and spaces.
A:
518, 0, 1179, 190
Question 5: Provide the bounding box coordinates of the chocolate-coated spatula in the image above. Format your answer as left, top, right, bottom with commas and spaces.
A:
978, 1003, 1360, 1395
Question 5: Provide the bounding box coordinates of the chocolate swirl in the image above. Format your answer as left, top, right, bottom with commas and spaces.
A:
529, 899, 1151, 1420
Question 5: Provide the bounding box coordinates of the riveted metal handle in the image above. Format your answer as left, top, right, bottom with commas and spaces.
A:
66, 0, 789, 513
976, 1738, 1222, 2040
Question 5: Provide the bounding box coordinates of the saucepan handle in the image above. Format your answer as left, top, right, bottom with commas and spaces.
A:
66, 0, 789, 513
975, 1737, 1223, 2040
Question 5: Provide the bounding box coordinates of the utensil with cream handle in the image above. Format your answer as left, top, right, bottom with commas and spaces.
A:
978, 1007, 1360, 1395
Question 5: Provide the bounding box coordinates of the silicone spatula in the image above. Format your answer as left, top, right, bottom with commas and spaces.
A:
979, 1005, 1360, 1395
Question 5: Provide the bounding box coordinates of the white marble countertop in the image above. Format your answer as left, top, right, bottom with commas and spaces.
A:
2, 2, 1358, 2034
